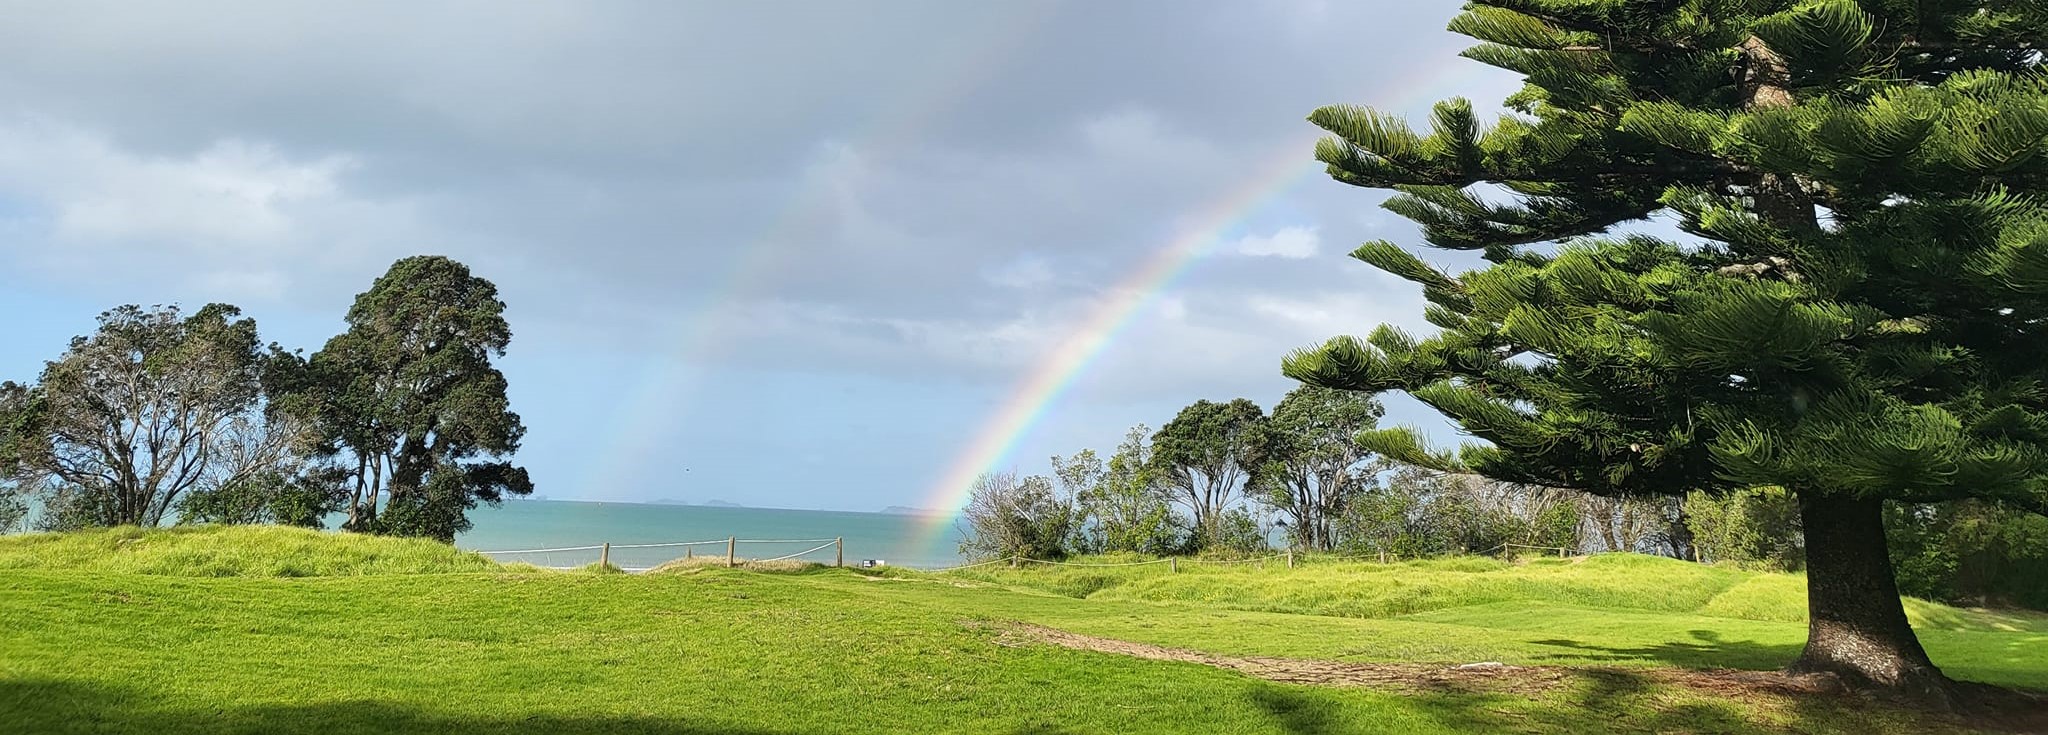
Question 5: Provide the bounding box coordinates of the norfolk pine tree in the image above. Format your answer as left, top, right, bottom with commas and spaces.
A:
1283, 0, 2048, 703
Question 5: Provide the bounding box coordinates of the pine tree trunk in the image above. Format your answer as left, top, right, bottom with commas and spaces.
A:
1790, 494, 1954, 706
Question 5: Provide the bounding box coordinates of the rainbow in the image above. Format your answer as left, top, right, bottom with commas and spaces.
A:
910, 57, 1498, 554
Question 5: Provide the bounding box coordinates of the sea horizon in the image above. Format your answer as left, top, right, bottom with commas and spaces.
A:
458, 498, 967, 570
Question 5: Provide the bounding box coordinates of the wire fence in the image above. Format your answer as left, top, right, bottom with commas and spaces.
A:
473, 536, 847, 573
472, 535, 1578, 574
927, 544, 1578, 573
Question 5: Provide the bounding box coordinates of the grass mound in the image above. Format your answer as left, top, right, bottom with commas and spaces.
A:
0, 525, 502, 577
933, 552, 2048, 634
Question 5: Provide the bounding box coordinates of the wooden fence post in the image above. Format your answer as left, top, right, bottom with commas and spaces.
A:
835, 537, 843, 567
727, 536, 736, 568
1379, 550, 1387, 564
686, 546, 693, 559
600, 543, 610, 570
1170, 557, 1178, 573
1287, 550, 1295, 569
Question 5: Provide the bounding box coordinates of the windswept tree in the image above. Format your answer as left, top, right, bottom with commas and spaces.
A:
302, 256, 532, 542
11, 304, 304, 528
1577, 495, 1676, 554
1254, 384, 1384, 550
0, 381, 35, 532
1150, 399, 1265, 544
958, 470, 1073, 561
1283, 0, 2048, 702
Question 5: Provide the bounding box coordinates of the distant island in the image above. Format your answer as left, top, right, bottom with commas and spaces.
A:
647, 498, 746, 508
879, 506, 944, 516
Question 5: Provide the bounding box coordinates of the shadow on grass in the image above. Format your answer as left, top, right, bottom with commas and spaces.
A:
1246, 666, 1974, 735
1528, 629, 1801, 671
1248, 672, 1764, 735
1, 679, 1093, 735
1, 678, 788, 735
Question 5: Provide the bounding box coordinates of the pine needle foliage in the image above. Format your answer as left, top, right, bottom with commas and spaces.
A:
1286, 1, 2048, 514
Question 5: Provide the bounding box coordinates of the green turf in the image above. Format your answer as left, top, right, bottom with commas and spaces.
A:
1, 527, 2040, 734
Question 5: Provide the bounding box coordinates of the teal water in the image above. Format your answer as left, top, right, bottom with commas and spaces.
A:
456, 500, 967, 570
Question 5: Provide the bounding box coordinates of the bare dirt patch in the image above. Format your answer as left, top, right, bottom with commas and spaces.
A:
985, 621, 1574, 695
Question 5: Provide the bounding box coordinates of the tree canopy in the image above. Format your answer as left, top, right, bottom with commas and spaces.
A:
1254, 385, 1384, 550
302, 255, 532, 542
4, 304, 303, 529
1150, 398, 1266, 544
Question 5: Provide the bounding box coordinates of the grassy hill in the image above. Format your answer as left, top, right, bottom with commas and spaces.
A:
1, 527, 2042, 734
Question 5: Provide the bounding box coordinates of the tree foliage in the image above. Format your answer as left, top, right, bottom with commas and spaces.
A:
1685, 486, 1805, 568
1280, 0, 2048, 697
1151, 398, 1266, 544
1887, 499, 2048, 610
1577, 495, 1680, 554
1254, 385, 1384, 550
297, 256, 532, 542
1068, 426, 1187, 555
958, 470, 1074, 561
1341, 467, 1579, 558
5, 304, 308, 528
180, 466, 353, 529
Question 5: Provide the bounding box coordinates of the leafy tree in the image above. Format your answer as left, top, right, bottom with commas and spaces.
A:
958, 470, 1074, 561
1342, 468, 1577, 557
1577, 495, 1675, 554
1151, 399, 1265, 546
1254, 385, 1385, 550
1208, 507, 1272, 555
300, 256, 532, 541
0, 382, 36, 532
1887, 500, 2048, 610
1073, 426, 1187, 555
10, 304, 303, 527
1050, 449, 1106, 553
180, 466, 353, 529
1283, 0, 2048, 699
1685, 487, 1805, 568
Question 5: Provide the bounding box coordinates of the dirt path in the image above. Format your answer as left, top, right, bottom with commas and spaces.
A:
984, 622, 2048, 732
989, 621, 1848, 697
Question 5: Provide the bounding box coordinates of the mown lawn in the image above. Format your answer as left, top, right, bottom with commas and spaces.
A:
1, 528, 2042, 734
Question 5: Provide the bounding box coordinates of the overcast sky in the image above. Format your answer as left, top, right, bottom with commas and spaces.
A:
0, 1, 1521, 512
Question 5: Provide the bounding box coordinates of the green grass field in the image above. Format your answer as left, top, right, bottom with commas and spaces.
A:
2, 527, 2043, 734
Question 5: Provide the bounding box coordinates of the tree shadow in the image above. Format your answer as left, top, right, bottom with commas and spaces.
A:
1246, 671, 1774, 735
1244, 665, 1993, 735
1527, 629, 1802, 671
1247, 685, 1345, 735
1, 678, 794, 735
2, 678, 1100, 735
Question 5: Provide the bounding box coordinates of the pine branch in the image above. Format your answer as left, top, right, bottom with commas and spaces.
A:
1469, 1, 1697, 52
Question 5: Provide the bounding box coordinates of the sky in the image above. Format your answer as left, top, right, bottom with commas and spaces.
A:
0, 1, 1524, 513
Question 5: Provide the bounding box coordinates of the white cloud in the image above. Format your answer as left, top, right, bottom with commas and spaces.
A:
0, 118, 426, 303
0, 122, 354, 247
1232, 225, 1320, 259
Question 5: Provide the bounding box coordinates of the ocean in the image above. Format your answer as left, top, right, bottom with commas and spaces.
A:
455, 500, 968, 570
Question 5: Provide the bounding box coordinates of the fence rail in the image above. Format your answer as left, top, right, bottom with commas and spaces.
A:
473, 535, 846, 572
931, 544, 1580, 573
472, 536, 1578, 574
